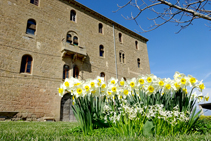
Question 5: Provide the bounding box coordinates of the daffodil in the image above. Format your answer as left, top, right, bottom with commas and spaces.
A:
204, 93, 209, 102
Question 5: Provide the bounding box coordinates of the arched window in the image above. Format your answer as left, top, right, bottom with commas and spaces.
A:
20, 55, 33, 74
66, 34, 72, 44
99, 23, 103, 34
135, 41, 138, 49
73, 66, 79, 78
137, 58, 140, 68
26, 19, 36, 35
119, 51, 125, 63
30, 0, 39, 6
119, 33, 122, 43
63, 65, 69, 79
73, 36, 78, 46
99, 45, 104, 57
70, 10, 76, 22
100, 72, 105, 81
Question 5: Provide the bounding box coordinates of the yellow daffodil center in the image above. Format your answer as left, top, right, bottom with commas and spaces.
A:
148, 86, 154, 93
199, 83, 205, 90
165, 84, 171, 90
159, 81, 164, 86
90, 82, 95, 87
174, 83, 180, 88
130, 82, 135, 87
181, 78, 186, 84
98, 79, 102, 83
139, 79, 144, 84
182, 88, 187, 94
91, 90, 96, 94
111, 80, 115, 84
190, 78, 196, 84
77, 88, 82, 94
108, 91, 112, 95
120, 81, 124, 86
112, 87, 117, 92
205, 96, 209, 101
101, 84, 106, 88
64, 81, 69, 87
72, 96, 75, 100
85, 85, 89, 91
123, 90, 129, 95
74, 83, 81, 87
147, 77, 152, 83
58, 88, 63, 93
120, 95, 122, 99
97, 82, 100, 86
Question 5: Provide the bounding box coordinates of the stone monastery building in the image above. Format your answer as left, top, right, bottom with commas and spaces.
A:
0, 0, 150, 121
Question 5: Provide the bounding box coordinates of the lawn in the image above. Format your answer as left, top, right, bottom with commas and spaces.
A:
0, 121, 211, 141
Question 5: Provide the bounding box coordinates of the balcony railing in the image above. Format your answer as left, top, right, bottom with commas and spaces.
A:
61, 41, 86, 58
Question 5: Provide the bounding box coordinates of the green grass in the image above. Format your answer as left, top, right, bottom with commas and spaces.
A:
0, 121, 211, 141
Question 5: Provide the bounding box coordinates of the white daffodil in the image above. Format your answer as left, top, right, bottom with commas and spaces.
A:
119, 77, 127, 87
86, 79, 98, 91
163, 78, 174, 93
197, 93, 203, 102
127, 78, 137, 90
137, 75, 146, 88
58, 84, 65, 97
108, 77, 118, 86
204, 93, 209, 102
100, 82, 107, 96
173, 71, 185, 80
157, 78, 165, 89
187, 75, 198, 87
145, 74, 157, 84
197, 80, 205, 92
191, 92, 197, 100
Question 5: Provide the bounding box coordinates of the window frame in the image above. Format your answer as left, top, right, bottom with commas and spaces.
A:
73, 66, 79, 79
99, 45, 104, 57
63, 65, 70, 79
119, 33, 122, 43
70, 10, 76, 22
100, 72, 105, 81
26, 19, 36, 35
20, 55, 33, 74
99, 23, 103, 34
30, 0, 39, 6
137, 58, 140, 68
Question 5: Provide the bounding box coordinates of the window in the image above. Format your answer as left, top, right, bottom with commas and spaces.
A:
123, 77, 127, 81
20, 55, 33, 74
66, 34, 72, 44
137, 58, 140, 68
99, 23, 103, 34
100, 72, 105, 81
26, 19, 36, 35
135, 41, 138, 49
70, 10, 76, 22
119, 51, 125, 63
99, 45, 104, 57
30, 0, 39, 6
119, 33, 122, 43
63, 65, 69, 79
73, 36, 78, 46
73, 66, 79, 78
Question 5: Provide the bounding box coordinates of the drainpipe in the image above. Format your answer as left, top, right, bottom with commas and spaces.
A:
113, 24, 118, 79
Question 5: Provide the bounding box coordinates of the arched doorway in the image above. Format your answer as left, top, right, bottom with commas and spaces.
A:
60, 93, 76, 122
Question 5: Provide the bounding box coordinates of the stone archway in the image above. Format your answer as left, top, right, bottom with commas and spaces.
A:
60, 93, 76, 122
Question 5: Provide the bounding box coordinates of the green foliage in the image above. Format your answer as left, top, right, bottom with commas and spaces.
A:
143, 120, 154, 137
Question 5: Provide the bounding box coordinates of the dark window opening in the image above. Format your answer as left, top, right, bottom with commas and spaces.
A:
122, 54, 125, 63
100, 72, 105, 80
20, 55, 33, 74
99, 23, 103, 34
73, 36, 78, 46
73, 66, 79, 78
99, 45, 104, 57
119, 52, 122, 62
135, 41, 138, 49
30, 0, 39, 6
26, 19, 36, 35
119, 33, 122, 42
66, 34, 72, 44
70, 10, 76, 22
137, 58, 140, 68
63, 65, 69, 79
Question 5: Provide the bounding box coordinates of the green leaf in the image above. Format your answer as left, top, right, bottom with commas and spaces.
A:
143, 120, 154, 137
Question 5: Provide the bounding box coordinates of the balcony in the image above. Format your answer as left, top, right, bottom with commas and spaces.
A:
61, 41, 87, 60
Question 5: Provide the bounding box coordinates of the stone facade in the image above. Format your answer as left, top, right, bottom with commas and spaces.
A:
0, 0, 150, 121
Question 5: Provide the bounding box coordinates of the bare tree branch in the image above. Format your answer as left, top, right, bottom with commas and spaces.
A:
115, 0, 211, 33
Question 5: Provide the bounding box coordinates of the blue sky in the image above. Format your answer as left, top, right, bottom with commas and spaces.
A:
76, 0, 211, 115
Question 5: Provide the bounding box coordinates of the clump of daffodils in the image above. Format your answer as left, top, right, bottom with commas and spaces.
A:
58, 71, 209, 102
